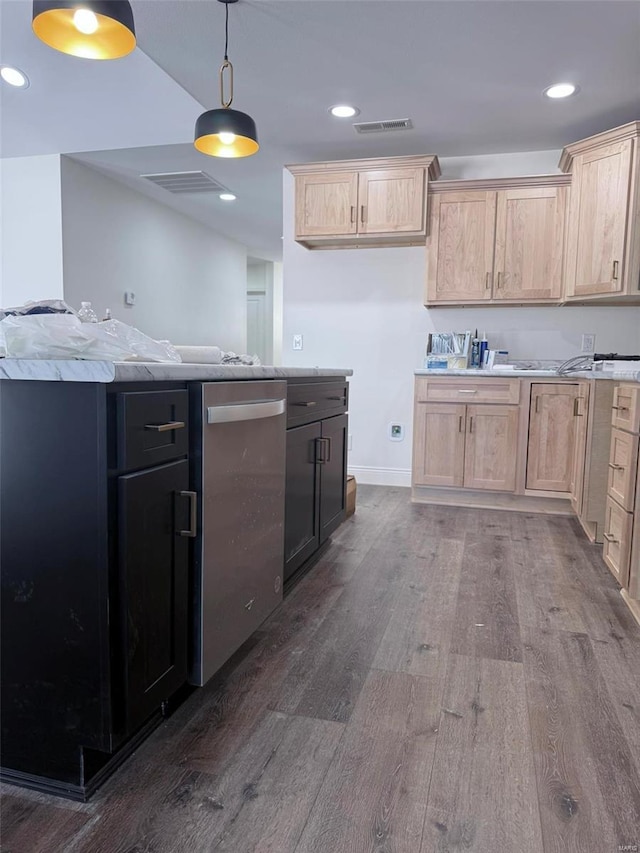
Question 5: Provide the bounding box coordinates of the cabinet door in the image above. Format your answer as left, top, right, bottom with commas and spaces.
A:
118, 460, 189, 735
427, 191, 497, 303
464, 405, 519, 491
319, 413, 348, 543
493, 186, 566, 301
603, 497, 633, 587
570, 382, 590, 514
526, 384, 578, 492
413, 403, 466, 487
284, 422, 321, 582
295, 172, 358, 237
358, 168, 425, 235
565, 141, 633, 297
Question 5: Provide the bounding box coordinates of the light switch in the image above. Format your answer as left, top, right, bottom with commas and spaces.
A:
293, 334, 303, 351
124, 291, 136, 306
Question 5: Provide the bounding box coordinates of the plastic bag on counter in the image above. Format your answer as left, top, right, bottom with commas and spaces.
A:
0, 313, 182, 362
0, 299, 76, 320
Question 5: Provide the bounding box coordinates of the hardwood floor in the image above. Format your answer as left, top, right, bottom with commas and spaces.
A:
2, 485, 640, 853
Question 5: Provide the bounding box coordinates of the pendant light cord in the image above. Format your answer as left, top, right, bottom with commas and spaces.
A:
224, 1, 229, 61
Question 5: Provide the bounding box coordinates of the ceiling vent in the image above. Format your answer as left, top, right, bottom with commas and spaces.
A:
353, 118, 413, 134
140, 171, 229, 194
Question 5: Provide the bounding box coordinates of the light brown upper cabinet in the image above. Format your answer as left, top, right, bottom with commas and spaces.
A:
288, 155, 441, 250
560, 121, 640, 303
526, 383, 579, 492
425, 176, 570, 306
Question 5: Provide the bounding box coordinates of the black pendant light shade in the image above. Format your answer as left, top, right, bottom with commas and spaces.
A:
194, 0, 258, 159
32, 0, 136, 59
194, 107, 258, 158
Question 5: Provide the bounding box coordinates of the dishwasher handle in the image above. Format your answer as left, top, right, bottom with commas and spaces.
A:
207, 398, 286, 424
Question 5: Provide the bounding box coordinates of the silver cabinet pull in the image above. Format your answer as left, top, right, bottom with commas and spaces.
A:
350, 205, 355, 224
360, 205, 366, 224
608, 463, 625, 470
145, 421, 185, 432
612, 260, 619, 281
535, 396, 541, 414
468, 416, 474, 434
457, 389, 477, 394
178, 490, 197, 538
207, 399, 285, 424
496, 272, 503, 289
612, 405, 629, 412
244, 598, 255, 611
603, 532, 619, 544
315, 437, 331, 463
458, 415, 464, 433
294, 401, 317, 407
485, 272, 491, 290
327, 396, 346, 402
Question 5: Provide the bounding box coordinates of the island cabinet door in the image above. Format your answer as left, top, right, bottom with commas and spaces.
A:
118, 459, 190, 736
413, 403, 466, 487
285, 421, 322, 582
319, 413, 348, 543
463, 405, 519, 491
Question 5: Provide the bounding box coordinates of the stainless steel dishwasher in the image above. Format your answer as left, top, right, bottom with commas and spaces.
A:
190, 381, 286, 686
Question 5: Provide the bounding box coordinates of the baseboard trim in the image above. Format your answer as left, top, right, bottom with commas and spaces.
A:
621, 590, 640, 627
411, 485, 574, 515
348, 466, 412, 487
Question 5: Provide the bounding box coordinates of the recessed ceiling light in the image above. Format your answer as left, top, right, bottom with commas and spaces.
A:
329, 104, 360, 118
544, 83, 578, 99
219, 193, 236, 201
0, 66, 29, 88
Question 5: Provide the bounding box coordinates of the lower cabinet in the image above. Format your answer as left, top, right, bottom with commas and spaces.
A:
118, 460, 190, 736
526, 383, 578, 492
413, 401, 518, 492
284, 379, 348, 584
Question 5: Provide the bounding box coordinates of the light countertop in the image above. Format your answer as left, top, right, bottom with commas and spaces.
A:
414, 368, 640, 382
0, 360, 353, 383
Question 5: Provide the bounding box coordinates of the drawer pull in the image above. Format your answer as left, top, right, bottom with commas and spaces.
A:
603, 532, 619, 544
608, 463, 625, 471
145, 420, 185, 432
244, 598, 255, 611
294, 401, 317, 407
612, 406, 629, 412
327, 396, 346, 402
178, 490, 197, 538
457, 389, 477, 394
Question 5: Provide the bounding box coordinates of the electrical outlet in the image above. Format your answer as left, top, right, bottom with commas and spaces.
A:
389, 423, 404, 442
581, 333, 596, 353
292, 334, 303, 351
124, 291, 136, 306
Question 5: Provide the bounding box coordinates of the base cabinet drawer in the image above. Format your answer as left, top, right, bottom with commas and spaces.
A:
607, 428, 639, 511
415, 377, 520, 405
612, 384, 640, 433
603, 497, 633, 586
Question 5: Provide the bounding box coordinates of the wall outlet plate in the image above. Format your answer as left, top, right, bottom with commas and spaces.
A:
581, 333, 595, 353
389, 423, 404, 441
293, 334, 303, 351
124, 291, 136, 306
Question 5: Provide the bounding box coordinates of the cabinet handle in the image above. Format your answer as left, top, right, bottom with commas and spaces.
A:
459, 415, 464, 433
178, 490, 197, 538
145, 420, 185, 432
496, 272, 502, 289
244, 598, 255, 611
608, 463, 625, 470
603, 532, 619, 544
360, 205, 366, 224
294, 401, 317, 407
485, 272, 491, 290
573, 397, 584, 417
327, 396, 346, 402
315, 437, 331, 463
457, 389, 477, 394
535, 396, 541, 414
612, 260, 619, 281
350, 205, 355, 224
612, 405, 629, 412
468, 416, 473, 434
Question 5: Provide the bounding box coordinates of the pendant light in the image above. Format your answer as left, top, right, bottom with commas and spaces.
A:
194, 0, 258, 159
32, 1, 136, 60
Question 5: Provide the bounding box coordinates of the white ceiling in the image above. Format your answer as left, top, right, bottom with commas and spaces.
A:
2, 0, 639, 260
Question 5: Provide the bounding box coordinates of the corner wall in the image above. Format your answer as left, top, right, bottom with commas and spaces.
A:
282, 154, 640, 487
60, 157, 248, 351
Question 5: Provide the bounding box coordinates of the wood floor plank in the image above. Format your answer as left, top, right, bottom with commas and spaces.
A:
373, 537, 463, 679
0, 794, 93, 853
522, 624, 623, 852
295, 668, 440, 853
449, 533, 523, 663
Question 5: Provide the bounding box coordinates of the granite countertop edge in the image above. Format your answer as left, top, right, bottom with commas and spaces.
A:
414, 368, 640, 382
0, 360, 354, 383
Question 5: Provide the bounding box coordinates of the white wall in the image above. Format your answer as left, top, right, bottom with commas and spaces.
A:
0, 154, 64, 307
61, 157, 248, 351
282, 158, 640, 487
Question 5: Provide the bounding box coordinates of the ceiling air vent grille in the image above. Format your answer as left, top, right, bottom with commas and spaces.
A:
353, 118, 413, 134
140, 171, 228, 194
